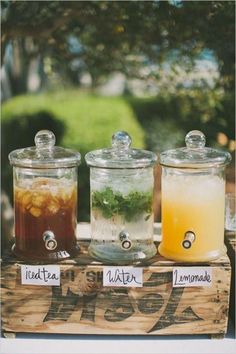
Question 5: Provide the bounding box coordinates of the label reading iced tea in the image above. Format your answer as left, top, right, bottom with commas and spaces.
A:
21, 265, 60, 286
173, 267, 212, 288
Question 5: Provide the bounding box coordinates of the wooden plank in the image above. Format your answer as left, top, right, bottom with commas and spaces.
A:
225, 230, 235, 329
225, 231, 236, 253
1, 241, 231, 336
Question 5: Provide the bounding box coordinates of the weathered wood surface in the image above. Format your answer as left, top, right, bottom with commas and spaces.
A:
225, 231, 236, 254
1, 240, 231, 336
225, 230, 235, 328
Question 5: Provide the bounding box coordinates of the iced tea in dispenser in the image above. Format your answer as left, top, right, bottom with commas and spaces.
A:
8, 130, 81, 261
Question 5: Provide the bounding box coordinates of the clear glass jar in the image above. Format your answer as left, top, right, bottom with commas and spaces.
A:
85, 131, 157, 263
8, 130, 81, 261
159, 130, 232, 262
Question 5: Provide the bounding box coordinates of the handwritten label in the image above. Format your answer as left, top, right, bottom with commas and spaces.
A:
21, 265, 60, 286
103, 267, 143, 287
173, 267, 212, 288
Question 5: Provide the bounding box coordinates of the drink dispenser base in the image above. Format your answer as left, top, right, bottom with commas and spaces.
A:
85, 131, 158, 264
89, 240, 157, 264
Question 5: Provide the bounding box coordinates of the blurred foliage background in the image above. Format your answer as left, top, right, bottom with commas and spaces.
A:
1, 1, 235, 230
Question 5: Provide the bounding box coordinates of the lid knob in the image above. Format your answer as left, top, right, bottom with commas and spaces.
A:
112, 131, 132, 150
185, 130, 206, 149
35, 130, 56, 150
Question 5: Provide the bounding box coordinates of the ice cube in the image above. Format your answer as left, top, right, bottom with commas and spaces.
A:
15, 188, 24, 201
31, 194, 45, 208
60, 189, 69, 203
29, 207, 42, 217
21, 191, 32, 208
47, 199, 60, 214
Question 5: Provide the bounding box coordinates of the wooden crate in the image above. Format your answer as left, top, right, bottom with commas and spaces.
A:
225, 230, 235, 328
1, 227, 231, 338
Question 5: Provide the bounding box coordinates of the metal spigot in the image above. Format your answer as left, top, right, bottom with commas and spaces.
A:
119, 230, 132, 250
182, 231, 196, 249
43, 230, 57, 251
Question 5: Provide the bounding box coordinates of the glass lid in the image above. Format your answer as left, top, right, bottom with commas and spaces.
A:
8, 130, 81, 168
160, 130, 231, 168
85, 131, 157, 168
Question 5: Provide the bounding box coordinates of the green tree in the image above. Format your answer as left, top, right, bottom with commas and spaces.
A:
1, 1, 234, 89
1, 1, 235, 143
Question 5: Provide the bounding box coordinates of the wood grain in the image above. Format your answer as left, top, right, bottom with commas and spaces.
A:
225, 230, 235, 328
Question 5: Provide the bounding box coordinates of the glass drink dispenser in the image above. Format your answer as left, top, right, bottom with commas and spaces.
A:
159, 130, 231, 262
85, 131, 157, 263
8, 130, 81, 261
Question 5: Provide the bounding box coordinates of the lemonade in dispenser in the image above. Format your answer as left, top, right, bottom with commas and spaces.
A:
8, 130, 81, 261
159, 130, 231, 262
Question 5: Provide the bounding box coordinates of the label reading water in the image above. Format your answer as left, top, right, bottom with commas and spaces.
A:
103, 266, 143, 287
21, 265, 60, 286
173, 267, 212, 288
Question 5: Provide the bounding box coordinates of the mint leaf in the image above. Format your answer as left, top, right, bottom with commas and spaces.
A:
92, 187, 153, 222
